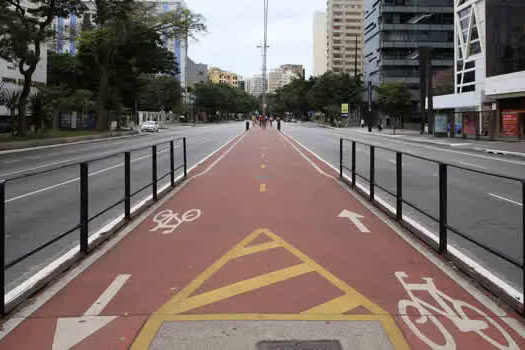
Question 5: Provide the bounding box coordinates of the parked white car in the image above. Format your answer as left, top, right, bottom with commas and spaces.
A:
141, 121, 160, 132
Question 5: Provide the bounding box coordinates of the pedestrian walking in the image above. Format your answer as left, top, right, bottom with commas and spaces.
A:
360, 119, 365, 128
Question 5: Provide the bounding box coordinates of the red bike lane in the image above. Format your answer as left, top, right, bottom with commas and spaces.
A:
1, 126, 524, 349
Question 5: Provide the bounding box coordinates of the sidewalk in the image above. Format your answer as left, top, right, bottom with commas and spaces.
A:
343, 126, 525, 159
1, 127, 524, 349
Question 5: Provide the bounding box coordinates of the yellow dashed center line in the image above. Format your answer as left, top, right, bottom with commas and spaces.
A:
260, 184, 267, 192
261, 164, 266, 169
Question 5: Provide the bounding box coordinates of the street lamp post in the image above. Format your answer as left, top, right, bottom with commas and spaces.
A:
261, 0, 269, 116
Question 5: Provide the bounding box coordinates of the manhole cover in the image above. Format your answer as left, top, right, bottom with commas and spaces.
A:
257, 340, 342, 350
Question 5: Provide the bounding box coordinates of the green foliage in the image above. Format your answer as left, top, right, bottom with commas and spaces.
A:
194, 83, 258, 119
137, 75, 182, 112
267, 72, 363, 122
0, 0, 86, 135
375, 82, 412, 128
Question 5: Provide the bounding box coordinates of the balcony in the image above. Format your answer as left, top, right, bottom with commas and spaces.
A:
381, 41, 453, 49
380, 23, 453, 31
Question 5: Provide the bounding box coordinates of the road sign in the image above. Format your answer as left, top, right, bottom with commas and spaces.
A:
337, 209, 370, 233
341, 104, 349, 114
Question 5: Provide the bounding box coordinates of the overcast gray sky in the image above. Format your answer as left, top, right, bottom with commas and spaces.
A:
187, 0, 325, 79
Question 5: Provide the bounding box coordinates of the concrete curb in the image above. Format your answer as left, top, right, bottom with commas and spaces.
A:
0, 130, 141, 155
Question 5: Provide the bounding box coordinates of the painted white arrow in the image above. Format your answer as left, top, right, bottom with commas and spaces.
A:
337, 209, 370, 233
52, 274, 131, 350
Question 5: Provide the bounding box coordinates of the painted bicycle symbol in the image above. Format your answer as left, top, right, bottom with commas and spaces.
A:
396, 271, 519, 350
150, 209, 201, 234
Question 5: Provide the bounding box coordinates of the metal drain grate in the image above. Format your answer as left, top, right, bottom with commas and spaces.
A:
257, 340, 343, 350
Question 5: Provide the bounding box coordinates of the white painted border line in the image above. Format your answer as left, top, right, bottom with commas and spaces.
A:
281, 130, 523, 303
3, 130, 247, 311
84, 274, 131, 316
489, 193, 523, 207
281, 130, 525, 339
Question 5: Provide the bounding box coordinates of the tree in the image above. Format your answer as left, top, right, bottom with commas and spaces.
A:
375, 82, 412, 133
306, 72, 363, 125
77, 0, 205, 130
137, 75, 182, 112
0, 0, 86, 136
193, 83, 258, 121
0, 87, 21, 135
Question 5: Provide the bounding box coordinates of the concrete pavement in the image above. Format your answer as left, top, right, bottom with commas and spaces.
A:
1, 126, 524, 349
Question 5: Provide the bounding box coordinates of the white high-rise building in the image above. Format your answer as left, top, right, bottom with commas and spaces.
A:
313, 11, 328, 76
327, 0, 364, 75
268, 68, 297, 94
245, 75, 265, 96
53, 0, 188, 87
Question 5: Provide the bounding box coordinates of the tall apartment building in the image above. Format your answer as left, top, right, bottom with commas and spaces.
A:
208, 67, 239, 88
327, 0, 364, 76
363, 0, 454, 117
186, 58, 208, 88
434, 0, 525, 138
313, 11, 328, 76
245, 75, 265, 96
268, 69, 297, 94
53, 0, 189, 87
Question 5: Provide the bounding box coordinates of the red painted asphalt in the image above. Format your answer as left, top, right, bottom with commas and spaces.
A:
1, 126, 524, 349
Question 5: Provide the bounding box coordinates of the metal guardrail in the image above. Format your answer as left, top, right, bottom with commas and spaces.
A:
0, 137, 187, 314
339, 137, 525, 314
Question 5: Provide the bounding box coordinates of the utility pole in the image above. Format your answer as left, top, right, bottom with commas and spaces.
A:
354, 34, 358, 77
261, 0, 269, 116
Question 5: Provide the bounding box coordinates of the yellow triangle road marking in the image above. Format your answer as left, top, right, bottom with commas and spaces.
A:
132, 229, 409, 350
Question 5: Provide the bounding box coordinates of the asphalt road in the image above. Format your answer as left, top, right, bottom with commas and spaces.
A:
284, 122, 525, 293
0, 122, 246, 293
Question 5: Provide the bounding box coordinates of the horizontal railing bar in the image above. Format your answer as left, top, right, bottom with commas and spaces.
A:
157, 172, 172, 182
374, 183, 397, 198
341, 138, 524, 183
402, 199, 440, 223
445, 224, 523, 268
5, 225, 81, 269
88, 199, 125, 223
447, 163, 524, 183
130, 182, 153, 198
3, 137, 185, 182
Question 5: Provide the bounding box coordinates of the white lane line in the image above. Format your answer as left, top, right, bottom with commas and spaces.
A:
488, 193, 523, 207
6, 148, 174, 203
84, 274, 130, 316
0, 159, 21, 164
388, 160, 396, 164
458, 161, 487, 169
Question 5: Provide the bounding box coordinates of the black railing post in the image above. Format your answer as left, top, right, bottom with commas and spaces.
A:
152, 145, 158, 201
183, 137, 187, 178
351, 141, 356, 187
396, 152, 403, 221
124, 152, 131, 220
246, 121, 250, 131
278, 120, 281, 131
522, 181, 525, 316
339, 139, 343, 178
439, 163, 448, 254
370, 146, 375, 201
80, 163, 89, 254
170, 140, 175, 187
0, 181, 5, 314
